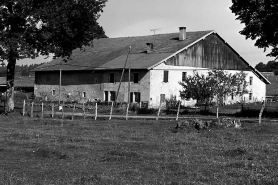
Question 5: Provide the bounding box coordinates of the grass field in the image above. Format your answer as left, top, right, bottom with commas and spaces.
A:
1, 112, 278, 184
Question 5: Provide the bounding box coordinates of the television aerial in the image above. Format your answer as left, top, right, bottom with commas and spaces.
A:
150, 28, 162, 35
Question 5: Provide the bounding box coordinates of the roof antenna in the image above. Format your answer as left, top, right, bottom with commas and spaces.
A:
150, 28, 162, 35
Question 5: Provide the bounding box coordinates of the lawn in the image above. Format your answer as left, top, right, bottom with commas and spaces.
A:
1, 112, 278, 184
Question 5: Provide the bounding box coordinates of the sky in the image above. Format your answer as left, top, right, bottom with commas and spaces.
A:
18, 0, 275, 67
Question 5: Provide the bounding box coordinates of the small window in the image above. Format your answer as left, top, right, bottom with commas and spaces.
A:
182, 72, 187, 82
82, 92, 86, 98
133, 73, 139, 83
110, 91, 116, 101
163, 71, 168, 82
51, 90, 56, 96
130, 92, 133, 103
109, 73, 115, 83
134, 92, 141, 102
249, 92, 252, 101
94, 78, 98, 83
249, 76, 253, 85
104, 91, 108, 101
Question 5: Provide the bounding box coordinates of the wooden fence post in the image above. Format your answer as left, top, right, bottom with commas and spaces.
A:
83, 103, 86, 120
71, 103, 76, 120
51, 104, 54, 118
41, 102, 44, 118
156, 103, 161, 121
95, 103, 98, 120
62, 101, 64, 119
109, 101, 114, 120
176, 101, 181, 121
31, 102, 34, 118
139, 102, 142, 109
126, 103, 129, 120
22, 100, 26, 116
259, 101, 266, 125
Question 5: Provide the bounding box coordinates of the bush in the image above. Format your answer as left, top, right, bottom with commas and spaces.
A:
137, 108, 156, 114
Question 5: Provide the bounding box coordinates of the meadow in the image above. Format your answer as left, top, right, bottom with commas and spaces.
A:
0, 112, 278, 184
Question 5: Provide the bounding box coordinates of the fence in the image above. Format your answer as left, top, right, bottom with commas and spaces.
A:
19, 100, 182, 121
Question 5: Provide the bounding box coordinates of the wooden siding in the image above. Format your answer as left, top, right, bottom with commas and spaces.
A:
165, 34, 250, 70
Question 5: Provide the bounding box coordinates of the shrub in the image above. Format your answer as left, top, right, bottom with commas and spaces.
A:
137, 108, 156, 114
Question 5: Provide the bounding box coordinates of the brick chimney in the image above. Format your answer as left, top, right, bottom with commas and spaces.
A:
146, 43, 154, 53
179, 27, 186, 41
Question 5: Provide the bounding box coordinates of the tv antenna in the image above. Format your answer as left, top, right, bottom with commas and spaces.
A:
150, 28, 162, 35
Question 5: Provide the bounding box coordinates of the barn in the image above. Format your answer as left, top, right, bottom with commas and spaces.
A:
33, 27, 270, 107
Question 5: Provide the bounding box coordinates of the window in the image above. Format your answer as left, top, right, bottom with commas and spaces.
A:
134, 92, 141, 102
182, 72, 187, 82
130, 92, 133, 103
51, 90, 56, 96
133, 73, 139, 83
82, 92, 86, 98
231, 93, 234, 100
104, 91, 108, 101
110, 91, 116, 101
94, 78, 98, 83
160, 94, 165, 103
249, 76, 253, 85
249, 92, 252, 101
109, 73, 115, 83
163, 71, 169, 82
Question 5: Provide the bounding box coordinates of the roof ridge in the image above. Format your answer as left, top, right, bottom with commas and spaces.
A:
105, 30, 214, 39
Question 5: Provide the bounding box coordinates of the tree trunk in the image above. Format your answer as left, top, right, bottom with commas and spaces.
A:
6, 56, 16, 113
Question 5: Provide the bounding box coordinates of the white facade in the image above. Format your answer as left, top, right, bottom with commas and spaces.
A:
148, 63, 266, 108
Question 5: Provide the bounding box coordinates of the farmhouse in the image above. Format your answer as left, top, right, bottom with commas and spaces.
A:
33, 27, 270, 107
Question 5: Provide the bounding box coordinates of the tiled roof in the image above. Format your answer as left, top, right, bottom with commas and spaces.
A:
34, 31, 213, 71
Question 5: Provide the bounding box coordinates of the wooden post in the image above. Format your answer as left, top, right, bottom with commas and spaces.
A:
156, 103, 161, 121
259, 101, 266, 125
139, 101, 142, 109
51, 104, 54, 118
62, 101, 64, 119
31, 102, 34, 118
95, 103, 98, 120
41, 102, 44, 118
83, 103, 86, 120
71, 103, 76, 120
109, 101, 114, 120
22, 99, 26, 116
126, 103, 129, 120
176, 101, 181, 121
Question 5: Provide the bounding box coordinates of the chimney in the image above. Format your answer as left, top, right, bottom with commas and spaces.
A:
179, 27, 186, 41
146, 43, 154, 53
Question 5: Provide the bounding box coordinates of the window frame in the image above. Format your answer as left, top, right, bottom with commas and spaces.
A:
182, 72, 187, 82
163, 70, 169, 83
109, 73, 115, 83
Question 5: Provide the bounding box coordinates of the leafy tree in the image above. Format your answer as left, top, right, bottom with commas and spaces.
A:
180, 70, 248, 117
208, 70, 248, 117
230, 0, 278, 59
0, 0, 106, 112
179, 71, 215, 110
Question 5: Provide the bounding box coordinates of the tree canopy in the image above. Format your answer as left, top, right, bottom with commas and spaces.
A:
0, 0, 107, 61
230, 0, 278, 59
255, 60, 278, 74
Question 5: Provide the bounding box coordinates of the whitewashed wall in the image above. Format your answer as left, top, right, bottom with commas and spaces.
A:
148, 63, 266, 108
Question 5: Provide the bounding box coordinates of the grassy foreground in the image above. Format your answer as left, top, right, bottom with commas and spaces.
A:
0, 114, 278, 184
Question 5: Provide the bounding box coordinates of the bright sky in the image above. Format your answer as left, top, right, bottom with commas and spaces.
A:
19, 0, 275, 66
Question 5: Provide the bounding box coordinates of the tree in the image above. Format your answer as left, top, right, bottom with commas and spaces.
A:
179, 71, 215, 110
230, 0, 278, 59
208, 70, 248, 118
180, 70, 248, 117
0, 0, 107, 112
